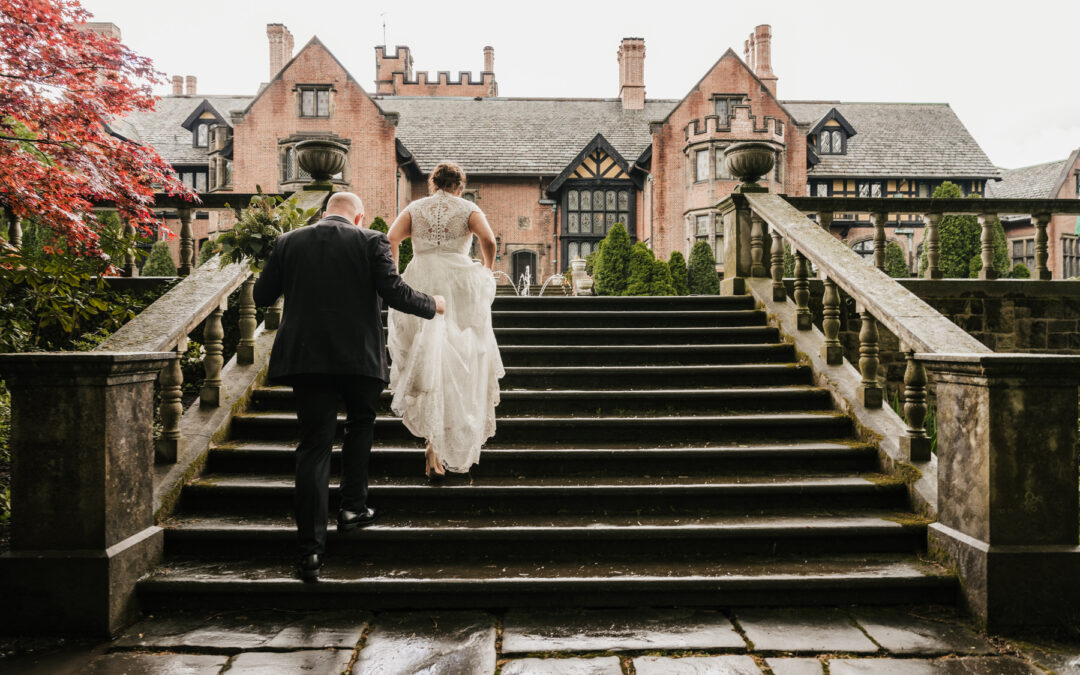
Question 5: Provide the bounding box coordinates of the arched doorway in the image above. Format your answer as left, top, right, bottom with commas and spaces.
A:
511, 250, 537, 285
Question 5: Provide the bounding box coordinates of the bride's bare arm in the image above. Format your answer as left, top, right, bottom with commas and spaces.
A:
386, 211, 412, 266
468, 211, 497, 270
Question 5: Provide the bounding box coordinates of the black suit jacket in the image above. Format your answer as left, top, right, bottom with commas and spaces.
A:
253, 214, 436, 384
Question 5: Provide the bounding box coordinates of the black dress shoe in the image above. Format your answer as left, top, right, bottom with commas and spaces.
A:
296, 553, 321, 582
337, 506, 377, 532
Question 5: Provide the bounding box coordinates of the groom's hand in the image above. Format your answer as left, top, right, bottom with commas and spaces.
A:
433, 295, 446, 315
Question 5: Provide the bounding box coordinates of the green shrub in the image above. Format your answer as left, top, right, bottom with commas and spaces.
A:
668, 250, 689, 295
625, 243, 676, 296
784, 243, 796, 277
370, 216, 412, 272
884, 241, 909, 278
688, 241, 719, 295
1009, 263, 1031, 279
593, 223, 632, 296
196, 239, 217, 267
915, 182, 1007, 279
142, 240, 177, 276
0, 381, 10, 525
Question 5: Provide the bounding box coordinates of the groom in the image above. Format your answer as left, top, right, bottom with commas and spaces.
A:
254, 191, 444, 581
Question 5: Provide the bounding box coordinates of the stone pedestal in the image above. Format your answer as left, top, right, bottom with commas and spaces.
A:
719, 193, 756, 296
0, 352, 173, 636
919, 353, 1080, 632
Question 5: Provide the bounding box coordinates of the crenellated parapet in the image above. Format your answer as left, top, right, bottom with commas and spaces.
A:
683, 104, 786, 146
375, 44, 497, 97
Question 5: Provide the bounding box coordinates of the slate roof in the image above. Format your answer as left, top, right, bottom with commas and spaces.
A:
782, 101, 999, 179
985, 159, 1067, 199
377, 97, 678, 175
119, 95, 253, 165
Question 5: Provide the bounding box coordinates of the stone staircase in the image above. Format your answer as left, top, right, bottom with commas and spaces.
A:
138, 296, 954, 611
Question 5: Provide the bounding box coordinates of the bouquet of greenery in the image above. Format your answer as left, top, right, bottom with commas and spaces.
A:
212, 187, 318, 272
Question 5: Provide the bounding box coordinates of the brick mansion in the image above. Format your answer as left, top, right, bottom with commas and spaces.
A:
101, 22, 1080, 281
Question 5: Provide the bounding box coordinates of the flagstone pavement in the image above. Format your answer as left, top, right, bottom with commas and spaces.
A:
1, 606, 1078, 674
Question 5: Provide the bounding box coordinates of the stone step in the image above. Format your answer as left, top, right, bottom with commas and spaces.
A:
227, 412, 853, 445
492, 326, 781, 346
499, 364, 814, 389
497, 343, 795, 366
490, 296, 757, 312
160, 512, 928, 561
206, 441, 878, 477
248, 386, 834, 416
488, 310, 768, 329
137, 555, 956, 611
178, 474, 907, 516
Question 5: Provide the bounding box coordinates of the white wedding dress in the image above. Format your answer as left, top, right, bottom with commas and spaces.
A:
387, 190, 504, 472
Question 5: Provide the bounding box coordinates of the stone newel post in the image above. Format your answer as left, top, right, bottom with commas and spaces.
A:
721, 142, 777, 296
0, 351, 174, 635
919, 353, 1080, 631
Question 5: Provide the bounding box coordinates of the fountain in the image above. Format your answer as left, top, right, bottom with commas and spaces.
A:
492, 270, 519, 295
537, 274, 569, 296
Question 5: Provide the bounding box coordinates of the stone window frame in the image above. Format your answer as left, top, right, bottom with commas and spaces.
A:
694, 148, 710, 183
714, 144, 733, 181
687, 208, 722, 263
711, 94, 746, 121
208, 157, 231, 192
176, 167, 208, 193
294, 84, 335, 119
1010, 237, 1035, 271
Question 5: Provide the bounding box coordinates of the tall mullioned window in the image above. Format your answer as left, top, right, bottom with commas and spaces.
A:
563, 184, 633, 268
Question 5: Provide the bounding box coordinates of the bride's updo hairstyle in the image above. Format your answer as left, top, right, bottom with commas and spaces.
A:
429, 161, 466, 194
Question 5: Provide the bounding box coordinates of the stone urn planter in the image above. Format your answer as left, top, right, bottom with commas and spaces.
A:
724, 141, 776, 185
296, 139, 348, 190
569, 258, 593, 296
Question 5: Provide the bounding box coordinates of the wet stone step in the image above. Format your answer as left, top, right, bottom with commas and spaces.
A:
206, 442, 879, 477
247, 386, 835, 416
491, 325, 781, 346
136, 555, 957, 612
489, 309, 769, 329
497, 343, 796, 367
499, 364, 815, 389
161, 513, 928, 561
227, 412, 853, 445
178, 475, 909, 517
490, 296, 757, 311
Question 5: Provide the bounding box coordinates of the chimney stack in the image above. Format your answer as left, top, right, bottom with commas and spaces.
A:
76, 22, 121, 41
172, 75, 183, 95
617, 37, 645, 111
749, 24, 777, 97
185, 75, 197, 96
267, 23, 294, 79
483, 46, 494, 73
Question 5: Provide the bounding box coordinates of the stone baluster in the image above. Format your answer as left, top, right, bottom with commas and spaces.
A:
820, 277, 842, 365
1032, 212, 1052, 280
156, 340, 185, 464
922, 211, 943, 279
200, 303, 225, 407
750, 212, 767, 277
265, 297, 283, 330
122, 216, 137, 277
872, 210, 888, 272
178, 206, 194, 276
237, 275, 257, 364
856, 306, 882, 407
978, 211, 1000, 280
793, 250, 812, 330
898, 347, 930, 461
770, 226, 786, 301
5, 207, 21, 248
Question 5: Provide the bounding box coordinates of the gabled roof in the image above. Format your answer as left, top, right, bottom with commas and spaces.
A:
378, 97, 677, 176
119, 95, 253, 164
546, 133, 635, 194
661, 48, 795, 125
808, 108, 856, 138
782, 101, 999, 179
985, 150, 1079, 199
181, 99, 231, 130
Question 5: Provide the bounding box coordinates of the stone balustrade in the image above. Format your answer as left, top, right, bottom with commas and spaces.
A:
718, 148, 1080, 630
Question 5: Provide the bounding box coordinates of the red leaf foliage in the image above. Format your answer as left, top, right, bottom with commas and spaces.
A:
0, 0, 194, 257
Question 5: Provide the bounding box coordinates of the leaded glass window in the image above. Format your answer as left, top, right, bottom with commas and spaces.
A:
852, 239, 874, 261
299, 86, 331, 118
695, 150, 709, 181
195, 123, 208, 148
715, 149, 731, 180
695, 215, 710, 237
815, 182, 829, 197
819, 129, 843, 155
562, 182, 635, 270
820, 132, 831, 154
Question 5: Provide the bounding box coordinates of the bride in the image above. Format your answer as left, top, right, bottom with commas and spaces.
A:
386, 161, 504, 480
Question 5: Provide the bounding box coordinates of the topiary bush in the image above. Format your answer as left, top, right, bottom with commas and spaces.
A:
142, 240, 177, 276
884, 241, 909, 278
593, 223, 632, 296
625, 243, 676, 296
688, 240, 719, 295
915, 182, 1008, 279
668, 250, 689, 295
196, 239, 217, 267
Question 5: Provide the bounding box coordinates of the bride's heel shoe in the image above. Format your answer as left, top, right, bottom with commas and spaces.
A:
425, 444, 446, 484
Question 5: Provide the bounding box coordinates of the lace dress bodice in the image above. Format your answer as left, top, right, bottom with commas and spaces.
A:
406, 190, 480, 256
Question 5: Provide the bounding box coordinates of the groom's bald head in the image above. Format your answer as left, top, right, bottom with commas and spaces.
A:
325, 192, 365, 226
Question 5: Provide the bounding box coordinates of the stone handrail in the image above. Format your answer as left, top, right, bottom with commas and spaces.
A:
784, 196, 1080, 281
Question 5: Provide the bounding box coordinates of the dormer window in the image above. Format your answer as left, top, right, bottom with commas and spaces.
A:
298, 85, 332, 118
819, 129, 844, 154
194, 122, 209, 148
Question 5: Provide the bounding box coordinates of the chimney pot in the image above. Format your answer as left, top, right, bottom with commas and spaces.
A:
172, 75, 183, 95
483, 46, 494, 73
752, 24, 777, 96
185, 75, 197, 96
617, 37, 645, 110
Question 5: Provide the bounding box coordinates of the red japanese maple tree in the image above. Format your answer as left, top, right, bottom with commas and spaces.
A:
0, 0, 193, 257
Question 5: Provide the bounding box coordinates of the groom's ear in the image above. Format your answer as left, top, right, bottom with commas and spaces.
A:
355, 212, 365, 227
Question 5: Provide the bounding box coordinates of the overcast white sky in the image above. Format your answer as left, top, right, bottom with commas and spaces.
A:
82, 0, 1079, 170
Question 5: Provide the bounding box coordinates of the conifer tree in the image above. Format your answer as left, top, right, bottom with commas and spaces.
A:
688, 241, 719, 294
143, 240, 177, 276
593, 223, 632, 296
668, 250, 690, 295
884, 241, 910, 278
